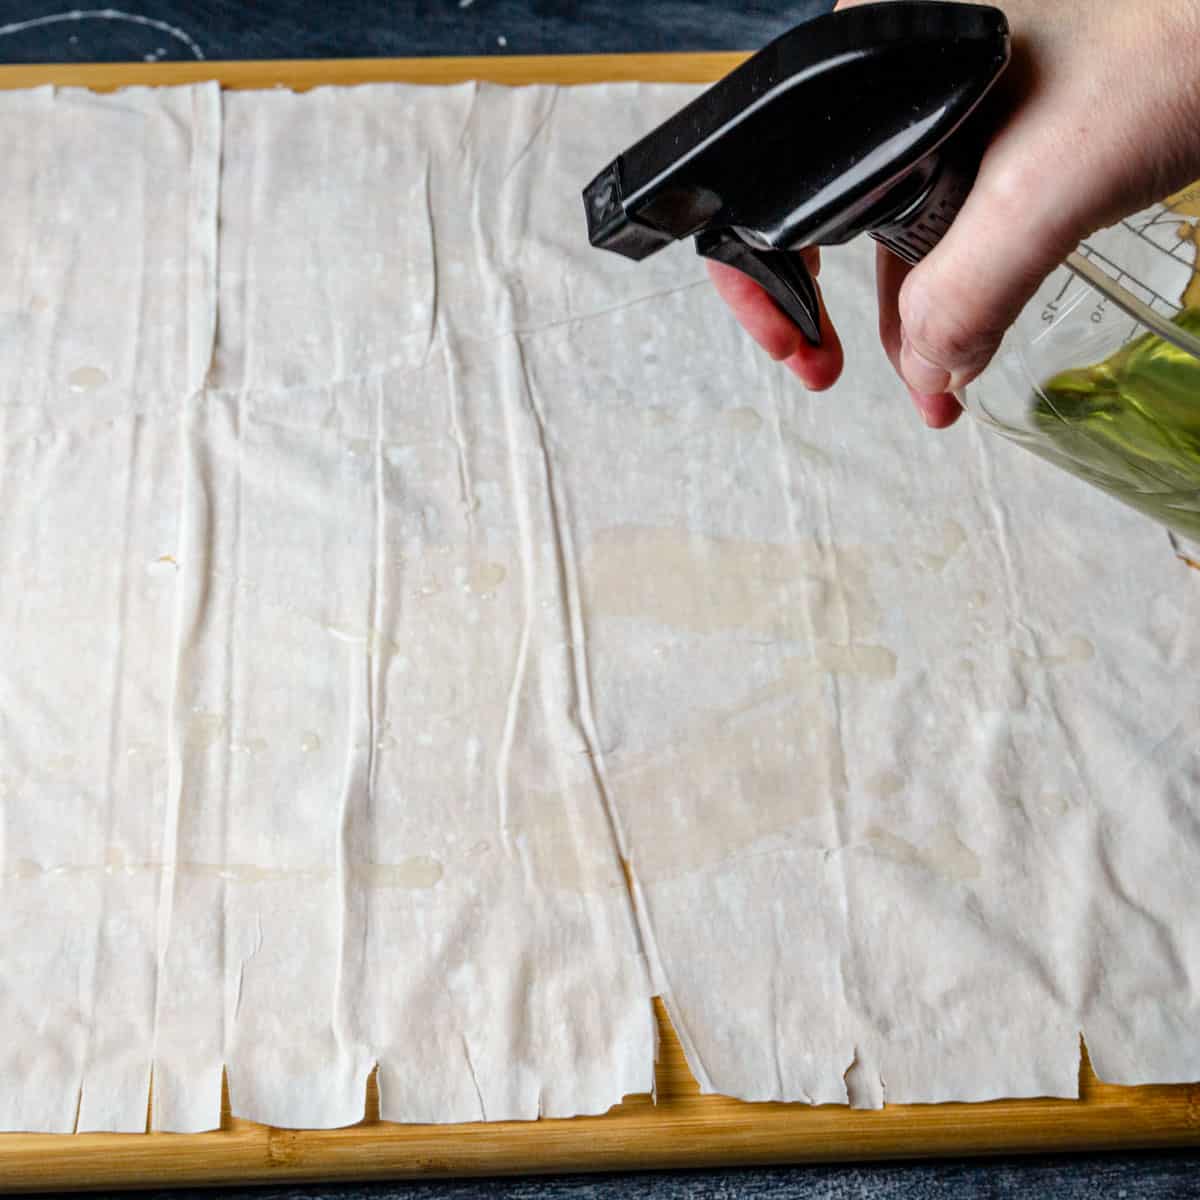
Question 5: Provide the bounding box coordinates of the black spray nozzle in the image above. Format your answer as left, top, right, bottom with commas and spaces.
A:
582, 1, 1010, 344
583, 162, 673, 261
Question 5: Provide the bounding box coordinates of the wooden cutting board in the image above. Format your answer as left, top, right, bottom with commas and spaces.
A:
1, 52, 1199, 1190
2, 999, 1199, 1190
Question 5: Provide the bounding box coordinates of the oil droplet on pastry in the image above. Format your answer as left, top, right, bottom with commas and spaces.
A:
68, 365, 109, 393
465, 562, 507, 594
325, 624, 399, 656
300, 731, 321, 754
145, 554, 179, 577
1057, 634, 1094, 663
354, 855, 443, 889
866, 769, 905, 798
722, 406, 763, 433
231, 737, 268, 756
1018, 634, 1095, 668
187, 710, 226, 750
811, 643, 897, 679
1038, 789, 1074, 816
781, 430, 832, 468
915, 519, 967, 572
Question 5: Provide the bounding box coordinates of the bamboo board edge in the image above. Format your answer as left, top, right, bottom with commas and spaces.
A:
0, 51, 749, 91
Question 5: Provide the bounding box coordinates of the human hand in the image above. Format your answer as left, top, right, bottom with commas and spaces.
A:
709, 0, 1200, 427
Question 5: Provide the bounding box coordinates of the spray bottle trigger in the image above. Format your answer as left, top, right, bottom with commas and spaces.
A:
695, 229, 822, 346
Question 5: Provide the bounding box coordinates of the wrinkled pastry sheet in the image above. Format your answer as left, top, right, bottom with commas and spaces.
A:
1, 82, 1198, 1133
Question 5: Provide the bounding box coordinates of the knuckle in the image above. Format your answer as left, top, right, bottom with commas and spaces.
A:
898, 278, 993, 367
977, 152, 1042, 225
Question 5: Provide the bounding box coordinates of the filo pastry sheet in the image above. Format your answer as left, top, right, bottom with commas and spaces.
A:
1, 81, 1198, 1132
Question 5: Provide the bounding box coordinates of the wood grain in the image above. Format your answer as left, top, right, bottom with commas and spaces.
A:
3, 1000, 1200, 1191
0, 52, 1198, 1189
0, 52, 747, 91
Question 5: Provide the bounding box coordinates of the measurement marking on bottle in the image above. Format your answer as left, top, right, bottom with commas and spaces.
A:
1078, 241, 1181, 315
1041, 273, 1076, 323
1123, 219, 1197, 271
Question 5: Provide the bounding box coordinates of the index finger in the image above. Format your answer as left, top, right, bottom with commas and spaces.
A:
706, 251, 845, 391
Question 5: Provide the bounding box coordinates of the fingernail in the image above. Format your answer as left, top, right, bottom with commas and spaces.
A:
900, 337, 951, 395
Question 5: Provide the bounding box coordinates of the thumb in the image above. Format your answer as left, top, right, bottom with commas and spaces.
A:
896, 146, 1083, 395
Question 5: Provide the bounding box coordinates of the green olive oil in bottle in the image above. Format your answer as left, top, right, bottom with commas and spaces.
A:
1027, 308, 1200, 543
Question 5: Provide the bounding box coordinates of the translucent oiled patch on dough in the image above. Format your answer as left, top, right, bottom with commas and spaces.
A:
866, 769, 905, 798
707, 653, 898, 733
1015, 634, 1095, 668
809, 643, 896, 680
353, 856, 444, 889
516, 644, 899, 890
914, 518, 967, 572
185, 710, 227, 751
67, 365, 109, 393
505, 772, 629, 895
462, 561, 507, 594
778, 426, 833, 468
859, 823, 982, 883
184, 862, 330, 884
602, 694, 848, 885
719, 406, 764, 433
581, 525, 879, 642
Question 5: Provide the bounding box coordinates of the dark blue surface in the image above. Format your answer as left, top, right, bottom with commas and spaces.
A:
2, 2, 1196, 1195
0, 0, 830, 62
18, 1153, 1200, 1199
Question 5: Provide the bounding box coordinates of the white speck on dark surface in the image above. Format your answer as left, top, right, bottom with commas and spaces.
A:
0, 0, 833, 60
0, 8, 205, 59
